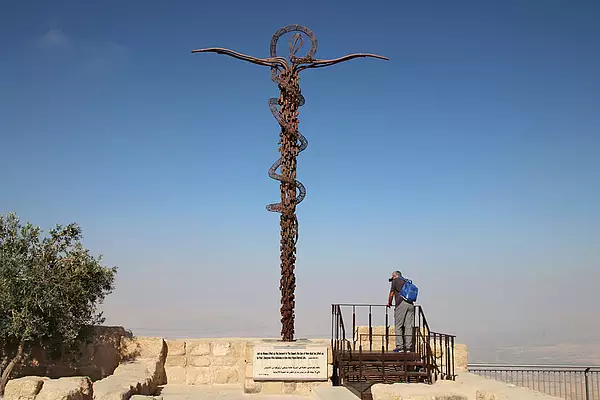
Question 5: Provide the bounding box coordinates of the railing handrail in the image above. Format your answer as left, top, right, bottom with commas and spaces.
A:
429, 331, 457, 338
332, 303, 456, 335
356, 332, 457, 339
469, 363, 600, 371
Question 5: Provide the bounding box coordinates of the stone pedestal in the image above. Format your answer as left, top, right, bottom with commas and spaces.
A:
243, 339, 333, 395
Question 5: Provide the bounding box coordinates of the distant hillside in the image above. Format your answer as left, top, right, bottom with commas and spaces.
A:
469, 342, 600, 365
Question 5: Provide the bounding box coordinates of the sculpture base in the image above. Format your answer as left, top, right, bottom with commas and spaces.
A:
251, 339, 328, 381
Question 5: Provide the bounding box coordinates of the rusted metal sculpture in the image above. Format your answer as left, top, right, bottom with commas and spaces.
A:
193, 25, 387, 341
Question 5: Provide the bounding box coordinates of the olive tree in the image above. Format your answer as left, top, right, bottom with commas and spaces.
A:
0, 213, 117, 396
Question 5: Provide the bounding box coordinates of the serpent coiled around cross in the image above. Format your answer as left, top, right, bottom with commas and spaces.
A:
192, 25, 387, 341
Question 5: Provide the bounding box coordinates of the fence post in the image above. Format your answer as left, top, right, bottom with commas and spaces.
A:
584, 367, 590, 400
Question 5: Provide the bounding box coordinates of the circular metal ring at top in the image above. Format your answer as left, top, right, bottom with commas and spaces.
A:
270, 24, 318, 61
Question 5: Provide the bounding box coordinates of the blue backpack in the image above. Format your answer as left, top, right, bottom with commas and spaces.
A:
399, 277, 419, 303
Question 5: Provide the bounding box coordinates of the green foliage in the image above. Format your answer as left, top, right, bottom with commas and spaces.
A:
0, 212, 117, 384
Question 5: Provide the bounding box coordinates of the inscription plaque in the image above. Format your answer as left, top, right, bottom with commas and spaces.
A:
252, 345, 328, 381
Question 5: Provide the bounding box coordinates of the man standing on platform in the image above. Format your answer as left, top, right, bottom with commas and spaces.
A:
387, 271, 415, 352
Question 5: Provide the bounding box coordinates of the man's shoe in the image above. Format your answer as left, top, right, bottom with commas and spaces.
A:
393, 347, 404, 353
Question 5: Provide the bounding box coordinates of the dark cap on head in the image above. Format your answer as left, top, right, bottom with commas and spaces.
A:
388, 271, 402, 282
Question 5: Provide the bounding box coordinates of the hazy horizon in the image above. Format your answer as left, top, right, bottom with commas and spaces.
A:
1, 0, 599, 364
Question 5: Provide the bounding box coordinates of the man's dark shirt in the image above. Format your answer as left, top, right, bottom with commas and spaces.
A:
390, 277, 405, 307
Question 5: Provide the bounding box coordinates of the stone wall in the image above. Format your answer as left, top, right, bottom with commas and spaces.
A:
6, 330, 334, 397
5, 336, 166, 400
163, 339, 247, 386
13, 326, 132, 381
92, 336, 167, 399
163, 338, 333, 395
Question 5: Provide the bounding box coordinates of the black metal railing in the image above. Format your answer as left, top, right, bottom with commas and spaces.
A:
429, 330, 456, 381
331, 303, 456, 386
469, 364, 600, 400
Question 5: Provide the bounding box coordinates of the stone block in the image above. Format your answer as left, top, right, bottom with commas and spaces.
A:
120, 337, 166, 362
213, 366, 239, 384
355, 325, 398, 351
234, 362, 246, 382
211, 341, 230, 356
245, 363, 253, 378
188, 356, 210, 367
92, 375, 137, 400
36, 376, 92, 400
165, 355, 186, 367
224, 357, 239, 366
455, 344, 468, 372
371, 383, 468, 400
209, 356, 238, 367
294, 383, 312, 396
186, 340, 210, 356
165, 340, 186, 356
130, 396, 163, 400
245, 342, 255, 361
164, 366, 186, 385
244, 378, 261, 394
283, 382, 297, 394
116, 340, 166, 386
88, 328, 129, 379
186, 367, 211, 385
355, 326, 368, 336
230, 341, 247, 357
429, 341, 442, 362
114, 358, 159, 377
110, 359, 163, 395
4, 376, 47, 400
260, 381, 283, 395
476, 391, 508, 400
295, 382, 330, 396
209, 357, 223, 366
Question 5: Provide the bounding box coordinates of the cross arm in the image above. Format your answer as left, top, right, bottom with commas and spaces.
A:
297, 53, 388, 71
191, 47, 287, 68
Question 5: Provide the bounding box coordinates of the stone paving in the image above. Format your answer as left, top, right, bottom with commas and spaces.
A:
371, 372, 562, 400
156, 384, 310, 400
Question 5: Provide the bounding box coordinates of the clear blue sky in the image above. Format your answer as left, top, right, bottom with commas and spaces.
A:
1, 0, 599, 359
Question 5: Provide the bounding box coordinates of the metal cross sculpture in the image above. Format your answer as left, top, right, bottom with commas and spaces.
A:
193, 25, 387, 341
